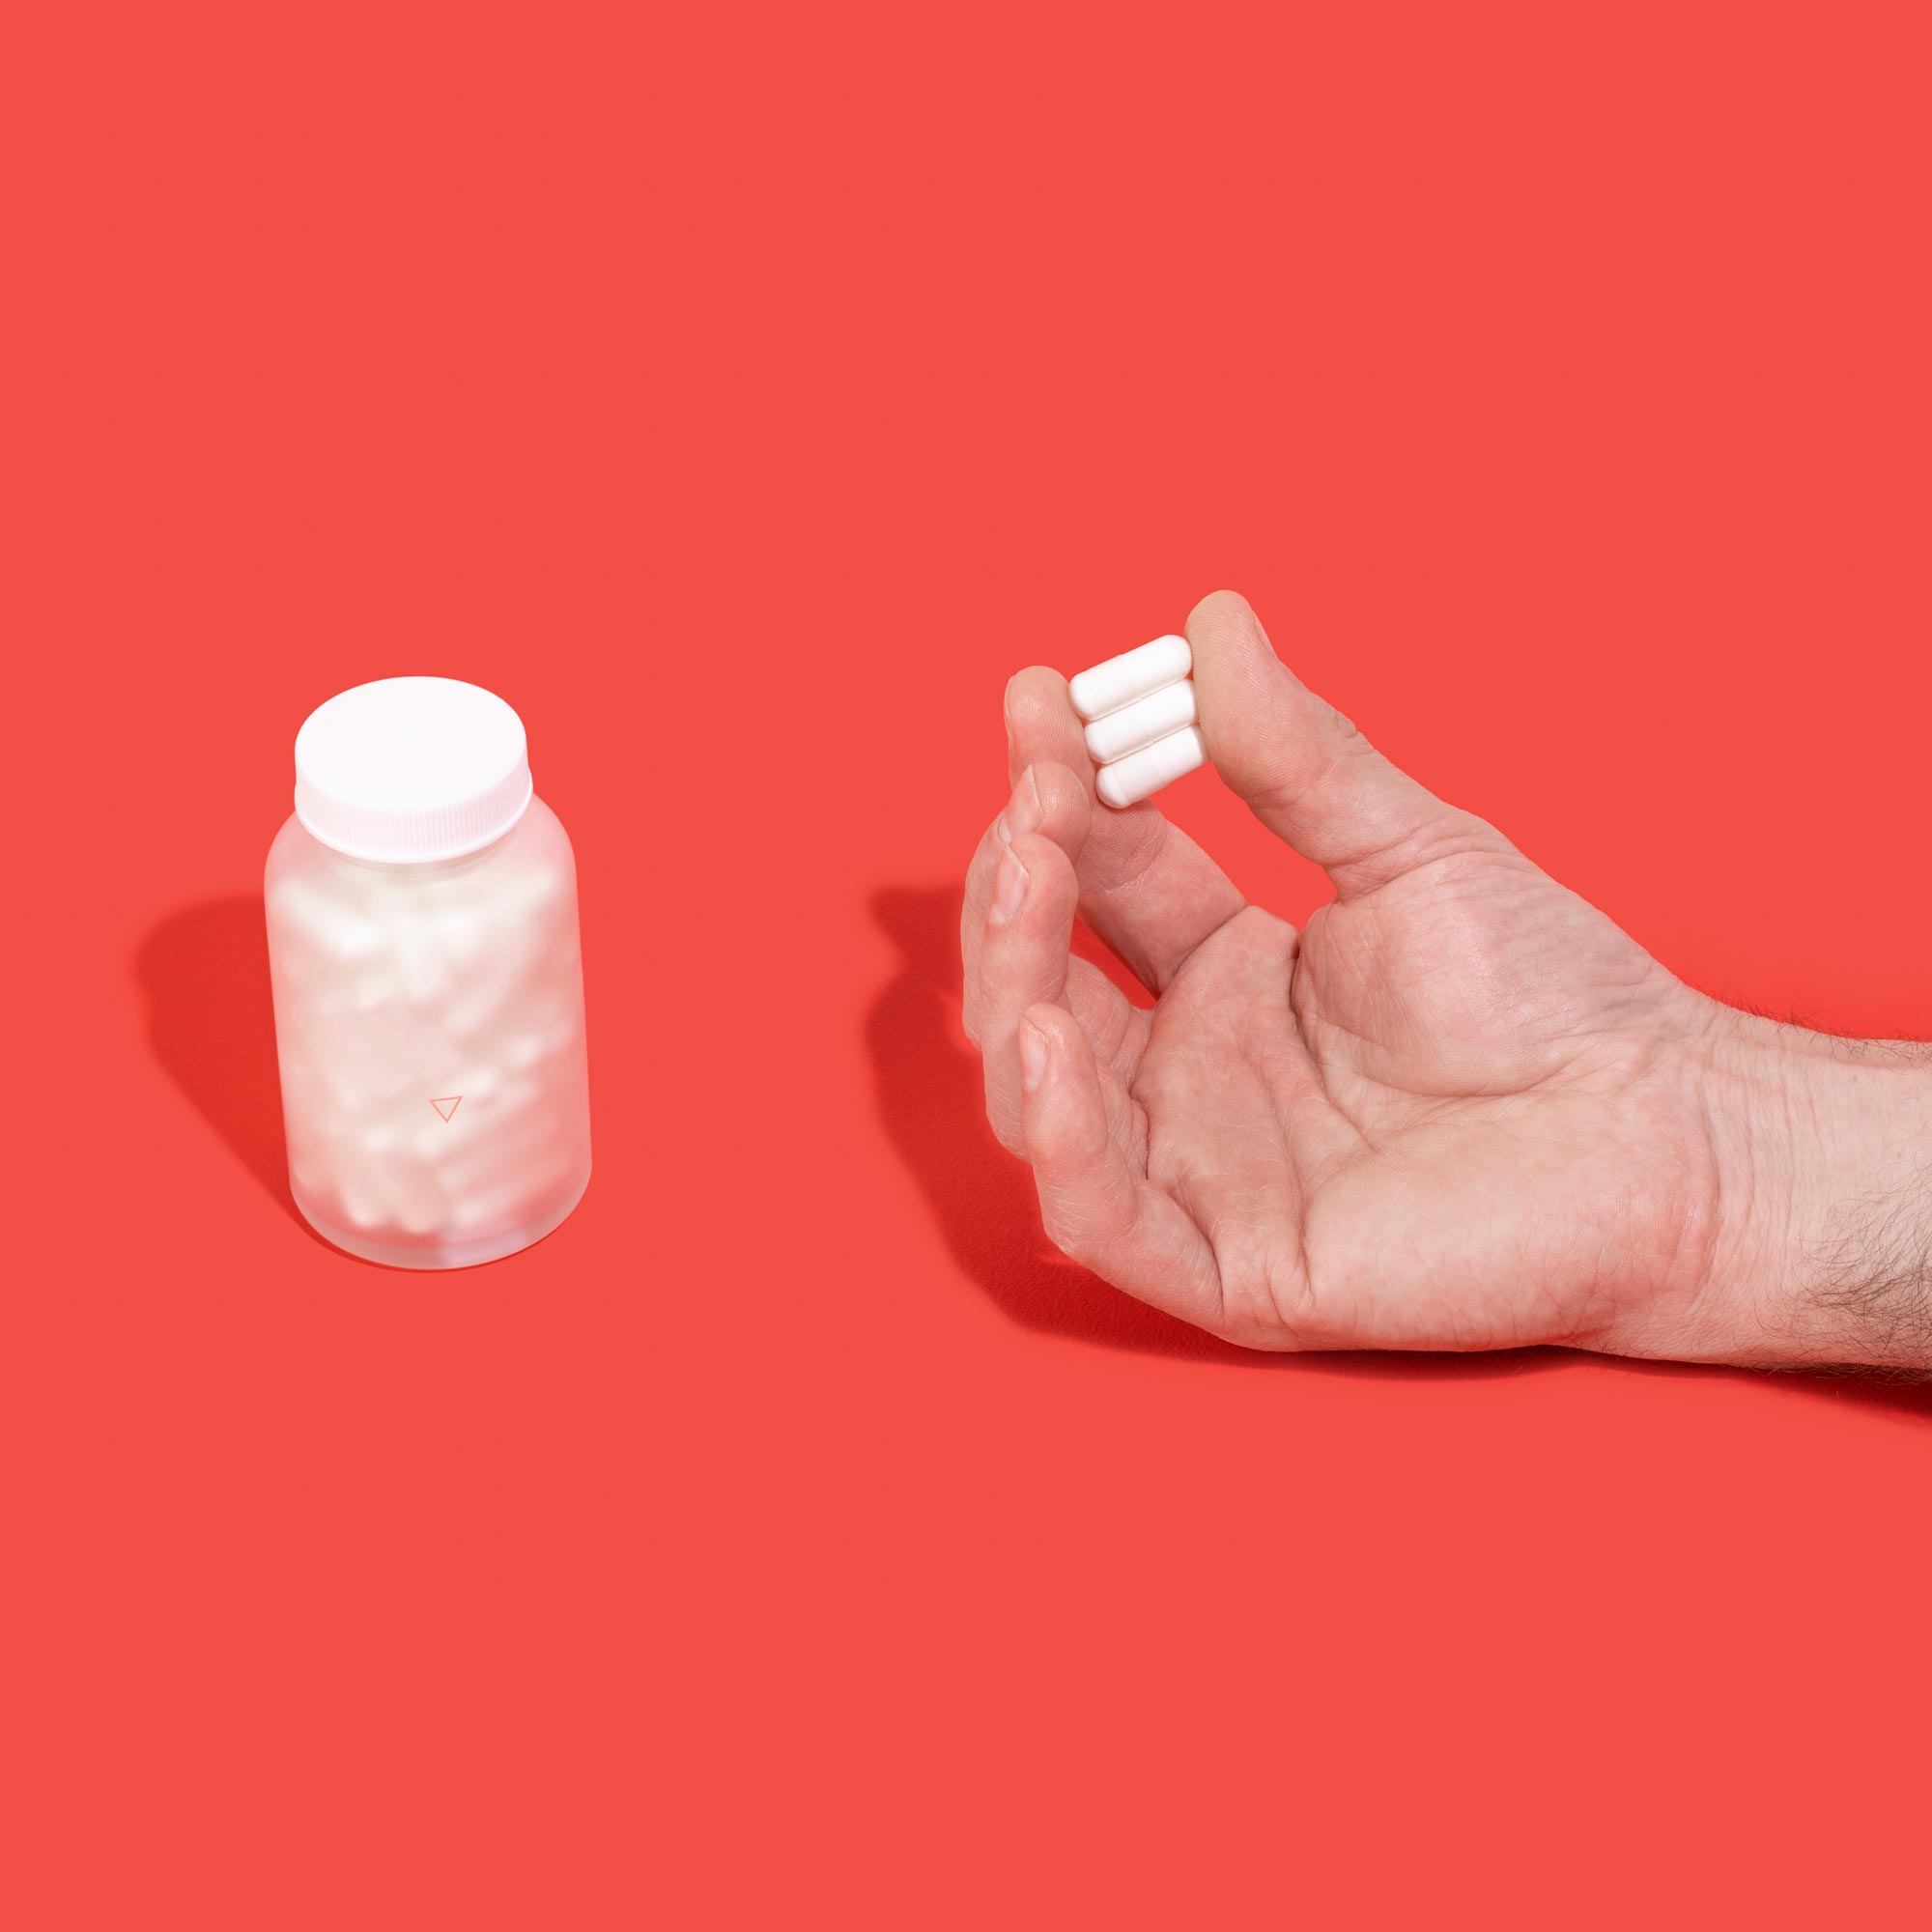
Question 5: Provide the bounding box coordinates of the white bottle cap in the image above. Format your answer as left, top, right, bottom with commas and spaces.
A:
294, 677, 534, 863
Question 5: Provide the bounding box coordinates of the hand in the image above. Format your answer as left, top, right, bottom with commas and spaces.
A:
961, 591, 1932, 1368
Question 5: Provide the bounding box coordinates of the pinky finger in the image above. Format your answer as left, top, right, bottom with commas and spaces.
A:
1018, 1004, 1223, 1335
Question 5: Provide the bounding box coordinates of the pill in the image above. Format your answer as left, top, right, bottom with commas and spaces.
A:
1094, 725, 1208, 809
1068, 635, 1191, 722
1084, 677, 1198, 765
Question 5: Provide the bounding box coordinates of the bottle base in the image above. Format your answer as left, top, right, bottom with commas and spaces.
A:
291, 1168, 591, 1270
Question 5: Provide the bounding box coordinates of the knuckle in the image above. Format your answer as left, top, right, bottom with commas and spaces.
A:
1032, 759, 1091, 830
1086, 803, 1171, 899
1037, 1211, 1086, 1264
1212, 1256, 1280, 1348
1325, 705, 1364, 750
1037, 1164, 1136, 1270
1034, 1193, 1090, 1265
1214, 1241, 1324, 1350
1034, 1186, 1093, 1264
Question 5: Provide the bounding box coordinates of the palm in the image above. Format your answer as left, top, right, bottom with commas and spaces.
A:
965, 591, 1720, 1354
1123, 852, 1715, 1350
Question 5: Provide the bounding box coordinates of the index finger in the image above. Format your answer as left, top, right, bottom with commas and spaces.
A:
1006, 666, 1244, 994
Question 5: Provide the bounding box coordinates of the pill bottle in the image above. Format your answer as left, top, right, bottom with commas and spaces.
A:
265, 677, 592, 1268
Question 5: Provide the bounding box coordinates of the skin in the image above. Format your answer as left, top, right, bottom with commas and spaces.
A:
961, 590, 1932, 1369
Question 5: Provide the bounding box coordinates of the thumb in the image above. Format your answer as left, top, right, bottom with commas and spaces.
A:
1187, 589, 1508, 898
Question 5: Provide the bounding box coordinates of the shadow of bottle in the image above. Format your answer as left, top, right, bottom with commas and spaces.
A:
132, 895, 312, 1237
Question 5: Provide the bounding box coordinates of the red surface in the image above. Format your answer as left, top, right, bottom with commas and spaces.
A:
8, 2, 1931, 1924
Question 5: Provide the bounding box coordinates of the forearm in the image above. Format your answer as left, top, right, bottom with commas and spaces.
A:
1701, 1010, 1932, 1372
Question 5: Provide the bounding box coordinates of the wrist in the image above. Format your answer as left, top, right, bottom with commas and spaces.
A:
1696, 1006, 1932, 1371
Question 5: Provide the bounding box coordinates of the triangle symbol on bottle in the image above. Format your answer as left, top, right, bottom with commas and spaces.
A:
429, 1095, 463, 1122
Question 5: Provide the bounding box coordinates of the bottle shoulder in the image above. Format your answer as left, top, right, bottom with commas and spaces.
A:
266, 794, 576, 916
520, 795, 575, 865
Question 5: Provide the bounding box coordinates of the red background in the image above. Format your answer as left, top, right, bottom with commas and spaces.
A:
7, 2, 1930, 1924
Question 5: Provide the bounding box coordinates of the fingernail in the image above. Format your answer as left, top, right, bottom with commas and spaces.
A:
997, 767, 1042, 845
1019, 1019, 1049, 1092
990, 846, 1029, 923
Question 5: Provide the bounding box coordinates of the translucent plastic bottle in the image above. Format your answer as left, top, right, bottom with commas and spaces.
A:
265, 677, 592, 1268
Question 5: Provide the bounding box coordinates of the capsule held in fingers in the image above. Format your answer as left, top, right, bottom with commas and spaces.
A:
1067, 635, 1192, 722
1083, 677, 1198, 765
1094, 725, 1209, 809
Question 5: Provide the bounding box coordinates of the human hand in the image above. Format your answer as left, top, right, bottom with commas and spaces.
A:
961, 592, 1932, 1369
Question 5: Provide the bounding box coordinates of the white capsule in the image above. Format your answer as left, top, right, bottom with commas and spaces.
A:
341, 1186, 384, 1232
1095, 725, 1208, 809
1067, 635, 1191, 722
1084, 677, 1197, 764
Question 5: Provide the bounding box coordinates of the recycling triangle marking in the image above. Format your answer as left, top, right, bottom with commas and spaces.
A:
429, 1095, 463, 1122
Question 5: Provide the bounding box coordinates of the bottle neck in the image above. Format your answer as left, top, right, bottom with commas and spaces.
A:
299, 801, 532, 875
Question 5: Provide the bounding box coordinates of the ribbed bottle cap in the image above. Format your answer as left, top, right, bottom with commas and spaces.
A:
294, 677, 533, 864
